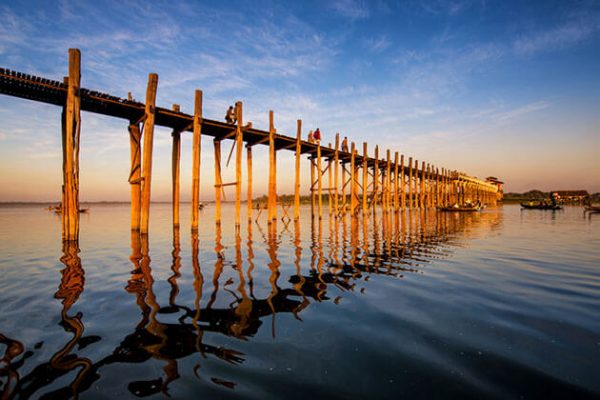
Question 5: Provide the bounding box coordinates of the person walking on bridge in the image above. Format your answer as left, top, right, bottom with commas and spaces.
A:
314, 128, 321, 144
341, 136, 349, 153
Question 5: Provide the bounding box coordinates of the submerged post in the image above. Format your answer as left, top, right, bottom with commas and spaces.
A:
235, 101, 243, 227
61, 48, 81, 241
247, 144, 253, 221
362, 142, 368, 214
191, 90, 202, 232
171, 105, 181, 228
294, 120, 301, 220
128, 123, 142, 231
214, 139, 222, 224
400, 154, 405, 211
140, 73, 158, 235
268, 110, 277, 222
334, 133, 339, 214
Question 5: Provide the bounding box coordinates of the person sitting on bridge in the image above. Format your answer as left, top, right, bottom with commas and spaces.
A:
225, 106, 236, 124
314, 128, 321, 143
341, 136, 349, 153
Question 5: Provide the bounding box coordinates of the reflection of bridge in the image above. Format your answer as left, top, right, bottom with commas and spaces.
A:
1, 49, 501, 241
1, 210, 501, 398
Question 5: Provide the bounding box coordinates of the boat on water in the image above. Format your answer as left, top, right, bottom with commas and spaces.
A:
520, 202, 562, 210
437, 205, 482, 212
53, 207, 90, 214
583, 205, 600, 213
199, 202, 206, 210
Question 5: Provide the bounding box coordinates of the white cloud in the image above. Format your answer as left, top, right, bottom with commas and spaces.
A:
330, 0, 369, 20
364, 35, 392, 52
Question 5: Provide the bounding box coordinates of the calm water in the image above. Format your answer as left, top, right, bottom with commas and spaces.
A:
0, 203, 598, 399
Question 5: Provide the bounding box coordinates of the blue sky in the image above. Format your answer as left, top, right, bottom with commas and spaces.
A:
0, 0, 599, 201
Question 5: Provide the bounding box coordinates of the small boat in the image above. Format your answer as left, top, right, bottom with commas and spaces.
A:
520, 202, 562, 210
584, 205, 600, 213
199, 202, 206, 210
437, 205, 481, 212
54, 207, 89, 214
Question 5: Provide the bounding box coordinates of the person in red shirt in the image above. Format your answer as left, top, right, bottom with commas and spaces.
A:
314, 128, 321, 143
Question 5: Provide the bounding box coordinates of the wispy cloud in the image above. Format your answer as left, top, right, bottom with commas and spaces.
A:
330, 0, 369, 20
513, 12, 600, 54
364, 35, 391, 52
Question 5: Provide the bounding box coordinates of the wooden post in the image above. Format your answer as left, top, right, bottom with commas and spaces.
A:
408, 157, 413, 209
394, 152, 399, 212
214, 139, 222, 224
171, 137, 181, 227
373, 146, 379, 210
435, 167, 440, 207
328, 145, 333, 215
420, 161, 426, 209
294, 120, 301, 220
171, 105, 181, 229
425, 163, 430, 208
334, 133, 339, 214
128, 123, 142, 231
235, 101, 243, 227
310, 156, 316, 216
350, 142, 357, 214
268, 110, 277, 222
191, 90, 202, 232
140, 73, 158, 235
385, 149, 391, 212
362, 142, 368, 214
247, 145, 253, 221
61, 48, 81, 241
400, 154, 405, 211
341, 160, 346, 213
317, 142, 323, 219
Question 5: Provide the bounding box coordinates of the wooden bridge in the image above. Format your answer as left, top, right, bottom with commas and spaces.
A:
0, 49, 501, 241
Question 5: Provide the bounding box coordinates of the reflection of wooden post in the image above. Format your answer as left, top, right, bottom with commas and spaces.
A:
294, 120, 301, 220
62, 49, 81, 241
191, 90, 202, 232
235, 101, 243, 227
362, 142, 368, 214
400, 154, 405, 211
373, 146, 379, 210
408, 157, 413, 209
334, 133, 339, 214
214, 140, 222, 224
393, 152, 399, 212
268, 110, 277, 222
140, 73, 158, 235
317, 143, 323, 219
247, 145, 252, 221
128, 123, 142, 231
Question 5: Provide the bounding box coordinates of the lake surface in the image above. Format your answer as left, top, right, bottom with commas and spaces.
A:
0, 203, 598, 399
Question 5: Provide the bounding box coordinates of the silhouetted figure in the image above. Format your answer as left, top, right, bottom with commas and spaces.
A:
314, 128, 321, 143
341, 136, 349, 153
225, 106, 236, 124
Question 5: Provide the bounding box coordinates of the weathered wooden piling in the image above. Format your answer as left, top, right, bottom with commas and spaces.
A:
294, 120, 301, 220
128, 123, 142, 231
317, 142, 323, 219
214, 139, 222, 224
171, 104, 181, 228
400, 154, 405, 211
393, 152, 399, 212
62, 49, 81, 241
140, 73, 158, 235
247, 144, 253, 221
235, 101, 243, 227
333, 134, 340, 215
268, 110, 277, 222
350, 142, 357, 214
373, 146, 380, 210
362, 143, 368, 214
190, 90, 202, 232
